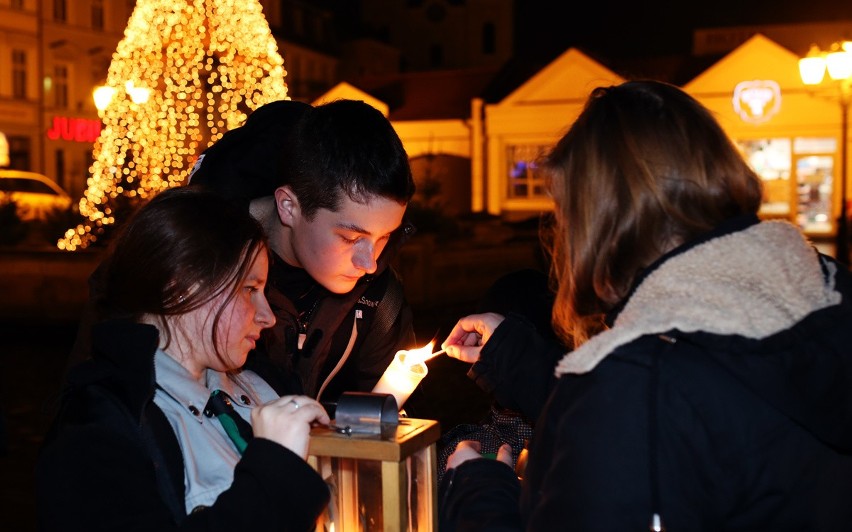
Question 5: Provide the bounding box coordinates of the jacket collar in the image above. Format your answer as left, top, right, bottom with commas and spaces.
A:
67, 320, 160, 420
558, 219, 841, 375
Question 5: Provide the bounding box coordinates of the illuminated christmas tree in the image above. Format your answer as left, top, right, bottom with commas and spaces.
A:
59, 0, 289, 250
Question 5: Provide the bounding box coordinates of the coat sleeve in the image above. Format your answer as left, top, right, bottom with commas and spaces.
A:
468, 314, 565, 421
521, 354, 656, 530
439, 459, 523, 532
36, 414, 329, 531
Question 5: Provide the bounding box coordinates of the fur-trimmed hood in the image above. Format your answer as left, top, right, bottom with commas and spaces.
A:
555, 219, 852, 451
557, 220, 842, 376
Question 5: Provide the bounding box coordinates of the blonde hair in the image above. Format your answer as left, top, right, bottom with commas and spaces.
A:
545, 80, 763, 346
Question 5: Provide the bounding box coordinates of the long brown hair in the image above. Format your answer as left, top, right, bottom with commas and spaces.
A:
545, 80, 763, 346
98, 186, 267, 360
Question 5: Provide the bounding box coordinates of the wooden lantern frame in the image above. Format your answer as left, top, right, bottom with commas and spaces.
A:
308, 417, 440, 531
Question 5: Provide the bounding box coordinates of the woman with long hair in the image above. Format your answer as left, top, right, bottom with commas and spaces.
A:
439, 80, 852, 530
37, 187, 330, 531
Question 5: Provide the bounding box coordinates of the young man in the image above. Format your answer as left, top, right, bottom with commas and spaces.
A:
189, 99, 417, 406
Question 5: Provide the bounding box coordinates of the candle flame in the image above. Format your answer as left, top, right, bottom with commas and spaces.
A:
402, 341, 437, 367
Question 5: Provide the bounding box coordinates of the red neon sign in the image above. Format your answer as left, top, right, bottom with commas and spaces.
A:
46, 115, 102, 143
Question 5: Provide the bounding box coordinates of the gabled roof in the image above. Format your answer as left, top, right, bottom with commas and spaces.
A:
499, 47, 624, 106
312, 81, 389, 116
684, 33, 801, 92
345, 66, 501, 121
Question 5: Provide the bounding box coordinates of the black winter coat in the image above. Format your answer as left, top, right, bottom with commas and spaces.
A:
36, 320, 329, 532
440, 217, 852, 530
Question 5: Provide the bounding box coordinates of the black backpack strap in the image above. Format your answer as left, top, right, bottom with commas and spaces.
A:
369, 268, 405, 338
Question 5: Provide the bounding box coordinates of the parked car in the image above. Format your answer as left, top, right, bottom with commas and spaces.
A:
0, 170, 72, 221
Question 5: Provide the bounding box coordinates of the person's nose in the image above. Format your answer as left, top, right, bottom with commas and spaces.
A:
254, 293, 276, 328
352, 240, 378, 274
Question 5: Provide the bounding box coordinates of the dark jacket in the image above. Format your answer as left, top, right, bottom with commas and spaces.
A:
37, 320, 329, 532
440, 217, 852, 530
260, 222, 416, 404
66, 221, 416, 407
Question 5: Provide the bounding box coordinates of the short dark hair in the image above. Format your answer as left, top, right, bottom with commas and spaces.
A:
280, 99, 415, 218
187, 99, 312, 207
98, 186, 268, 358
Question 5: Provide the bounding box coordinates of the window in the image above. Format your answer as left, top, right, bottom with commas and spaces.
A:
12, 50, 27, 100
92, 0, 105, 30
292, 6, 304, 35
739, 136, 837, 234
54, 65, 69, 108
429, 44, 443, 68
482, 22, 496, 54
506, 144, 549, 199
312, 16, 324, 42
53, 0, 67, 22
739, 138, 791, 217
8, 136, 32, 170
55, 149, 66, 191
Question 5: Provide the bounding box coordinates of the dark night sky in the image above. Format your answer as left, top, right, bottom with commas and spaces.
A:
514, 0, 852, 62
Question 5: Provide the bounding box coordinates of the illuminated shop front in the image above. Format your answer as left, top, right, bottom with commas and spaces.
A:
475, 34, 850, 247
686, 34, 849, 240
739, 136, 836, 235
724, 76, 838, 236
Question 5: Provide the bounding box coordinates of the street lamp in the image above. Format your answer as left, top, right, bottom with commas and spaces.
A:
92, 81, 150, 112
799, 41, 852, 266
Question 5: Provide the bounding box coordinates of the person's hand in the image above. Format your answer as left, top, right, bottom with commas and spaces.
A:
445, 440, 513, 471
251, 395, 329, 459
440, 312, 505, 363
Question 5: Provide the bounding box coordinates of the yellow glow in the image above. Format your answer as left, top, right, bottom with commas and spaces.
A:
92, 86, 116, 111
372, 343, 439, 409
826, 49, 852, 81
402, 341, 437, 366
60, 0, 289, 250
799, 54, 826, 85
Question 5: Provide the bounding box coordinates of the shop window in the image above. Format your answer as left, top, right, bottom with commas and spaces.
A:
506, 144, 549, 199
738, 138, 791, 218
795, 155, 833, 234
12, 50, 27, 100
739, 136, 836, 234
92, 0, 105, 30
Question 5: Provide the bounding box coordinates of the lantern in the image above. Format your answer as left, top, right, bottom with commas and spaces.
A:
308, 393, 440, 531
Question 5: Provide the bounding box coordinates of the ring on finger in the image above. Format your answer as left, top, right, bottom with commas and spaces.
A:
289, 399, 300, 410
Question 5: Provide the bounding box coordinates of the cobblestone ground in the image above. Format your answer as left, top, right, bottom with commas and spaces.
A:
0, 309, 490, 532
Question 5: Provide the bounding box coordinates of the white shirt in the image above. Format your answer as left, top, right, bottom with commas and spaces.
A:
152, 349, 280, 513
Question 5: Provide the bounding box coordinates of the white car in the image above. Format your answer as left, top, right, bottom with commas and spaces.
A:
0, 170, 72, 221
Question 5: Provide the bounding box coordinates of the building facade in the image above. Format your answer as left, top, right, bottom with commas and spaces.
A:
0, 0, 134, 198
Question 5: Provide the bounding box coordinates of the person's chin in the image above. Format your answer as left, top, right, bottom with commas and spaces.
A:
325, 276, 360, 294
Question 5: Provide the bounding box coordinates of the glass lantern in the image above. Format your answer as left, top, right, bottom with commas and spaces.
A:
308, 416, 440, 531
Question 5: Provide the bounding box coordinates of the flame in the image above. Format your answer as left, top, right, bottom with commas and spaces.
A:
402, 341, 437, 367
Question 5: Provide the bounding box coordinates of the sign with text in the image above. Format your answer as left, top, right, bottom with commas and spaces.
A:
46, 116, 101, 143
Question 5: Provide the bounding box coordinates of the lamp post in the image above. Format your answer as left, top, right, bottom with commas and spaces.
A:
799, 41, 852, 267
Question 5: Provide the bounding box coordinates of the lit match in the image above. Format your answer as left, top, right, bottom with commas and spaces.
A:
372, 342, 445, 410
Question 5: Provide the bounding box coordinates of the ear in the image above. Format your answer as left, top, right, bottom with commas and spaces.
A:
273, 186, 300, 226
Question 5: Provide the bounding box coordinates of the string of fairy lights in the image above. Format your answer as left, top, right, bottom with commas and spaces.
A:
59, 0, 289, 250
